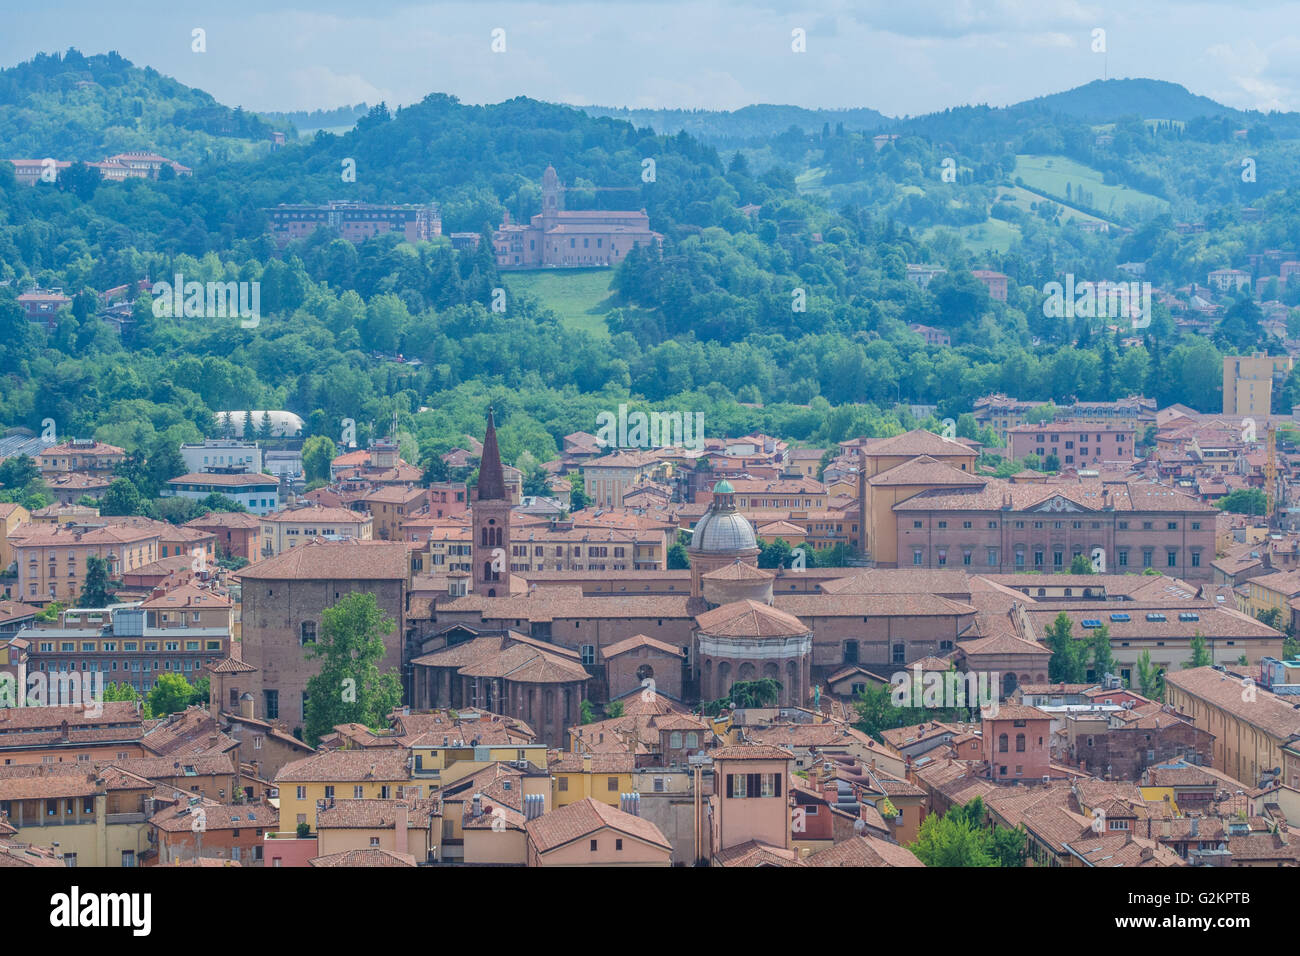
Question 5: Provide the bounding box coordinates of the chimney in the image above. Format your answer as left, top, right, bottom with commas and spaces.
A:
239, 693, 255, 720
471, 794, 483, 818
583, 755, 592, 774
394, 801, 409, 855
59, 720, 69, 743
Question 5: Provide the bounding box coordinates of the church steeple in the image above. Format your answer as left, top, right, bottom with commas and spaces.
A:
472, 408, 511, 597
477, 408, 507, 501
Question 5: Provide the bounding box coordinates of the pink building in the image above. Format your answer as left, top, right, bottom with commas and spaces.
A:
264, 201, 441, 247
709, 746, 794, 862
971, 269, 1009, 302
1006, 424, 1136, 466
494, 166, 662, 269
981, 705, 1052, 782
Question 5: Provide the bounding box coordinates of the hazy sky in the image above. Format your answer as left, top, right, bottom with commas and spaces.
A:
5, 0, 1299, 115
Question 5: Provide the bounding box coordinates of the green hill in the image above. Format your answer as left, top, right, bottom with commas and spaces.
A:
0, 49, 287, 164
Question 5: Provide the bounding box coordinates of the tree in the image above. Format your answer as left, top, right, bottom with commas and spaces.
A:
1257, 607, 1284, 631
148, 672, 197, 717
78, 556, 113, 607
100, 477, 143, 516
667, 542, 690, 569
1183, 631, 1213, 669
605, 701, 625, 718
302, 592, 402, 746
1136, 650, 1164, 700
1070, 554, 1095, 574
580, 699, 596, 724
1217, 489, 1267, 515
908, 795, 1023, 867
0, 455, 39, 490
1045, 612, 1087, 683
1089, 623, 1116, 681
728, 678, 782, 708
301, 434, 337, 483
35, 601, 66, 623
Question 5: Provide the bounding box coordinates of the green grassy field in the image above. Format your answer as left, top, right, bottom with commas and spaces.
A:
505, 268, 616, 337
1014, 154, 1169, 219
922, 218, 1022, 254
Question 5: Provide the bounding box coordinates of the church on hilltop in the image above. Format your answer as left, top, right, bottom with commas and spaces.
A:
492, 165, 662, 269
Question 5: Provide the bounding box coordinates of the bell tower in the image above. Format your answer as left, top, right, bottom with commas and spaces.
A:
472, 408, 512, 597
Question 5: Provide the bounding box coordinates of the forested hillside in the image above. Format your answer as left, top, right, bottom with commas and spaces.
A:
3, 51, 1300, 497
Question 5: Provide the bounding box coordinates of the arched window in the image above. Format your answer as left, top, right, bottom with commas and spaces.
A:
844, 640, 859, 664
670, 732, 682, 749
1016, 733, 1026, 752
998, 733, 1009, 753
636, 664, 654, 682
685, 732, 699, 748
300, 621, 316, 645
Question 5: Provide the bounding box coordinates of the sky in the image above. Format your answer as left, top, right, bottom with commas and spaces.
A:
4, 0, 1299, 116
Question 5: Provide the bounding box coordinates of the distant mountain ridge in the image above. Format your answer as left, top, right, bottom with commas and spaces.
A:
575, 103, 892, 145
576, 79, 1298, 146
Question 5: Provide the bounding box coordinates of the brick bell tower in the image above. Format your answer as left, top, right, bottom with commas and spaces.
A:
472, 408, 512, 597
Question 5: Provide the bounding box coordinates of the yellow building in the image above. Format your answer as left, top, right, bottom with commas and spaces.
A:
1242, 569, 1300, 619
1165, 667, 1300, 790
0, 502, 29, 573
438, 762, 551, 865
0, 763, 153, 866
259, 506, 373, 557
1223, 353, 1293, 417
549, 752, 636, 807
314, 797, 440, 863
856, 430, 980, 566
273, 749, 416, 831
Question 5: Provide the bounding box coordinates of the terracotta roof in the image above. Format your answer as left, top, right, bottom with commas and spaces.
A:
805, 834, 925, 867
525, 797, 671, 853
600, 634, 687, 659
149, 800, 277, 832
695, 599, 809, 638
1166, 667, 1300, 740
274, 749, 411, 783
316, 798, 437, 829
712, 745, 794, 761
309, 848, 417, 867
235, 539, 409, 581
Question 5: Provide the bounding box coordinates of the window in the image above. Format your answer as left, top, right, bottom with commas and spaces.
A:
324, 786, 334, 799
296, 786, 306, 799
616, 838, 623, 851
581, 645, 595, 666
998, 734, 1009, 753
354, 785, 363, 798
607, 777, 618, 791
1167, 551, 1178, 567
590, 839, 598, 851
558, 777, 569, 791
892, 643, 905, 665
1016, 734, 1026, 752
913, 550, 923, 566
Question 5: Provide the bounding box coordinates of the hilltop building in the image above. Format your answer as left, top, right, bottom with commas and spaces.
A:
493, 166, 662, 269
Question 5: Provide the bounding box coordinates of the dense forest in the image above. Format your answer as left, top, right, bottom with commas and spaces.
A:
3, 50, 1300, 509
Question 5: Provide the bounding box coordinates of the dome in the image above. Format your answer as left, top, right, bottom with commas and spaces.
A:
692, 506, 757, 554
713, 478, 735, 494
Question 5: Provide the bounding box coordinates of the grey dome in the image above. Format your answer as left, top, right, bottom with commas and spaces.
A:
692, 507, 758, 554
